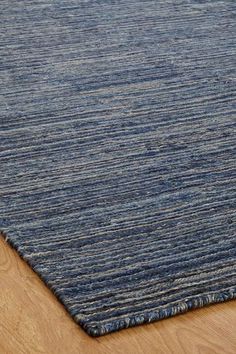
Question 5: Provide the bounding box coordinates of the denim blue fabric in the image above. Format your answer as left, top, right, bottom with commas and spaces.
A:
0, 0, 236, 336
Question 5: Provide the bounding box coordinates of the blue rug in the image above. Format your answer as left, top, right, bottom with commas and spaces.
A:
0, 0, 236, 336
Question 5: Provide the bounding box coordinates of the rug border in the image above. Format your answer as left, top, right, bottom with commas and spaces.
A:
1, 229, 236, 337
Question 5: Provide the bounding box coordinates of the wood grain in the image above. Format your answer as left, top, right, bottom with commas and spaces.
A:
0, 235, 236, 354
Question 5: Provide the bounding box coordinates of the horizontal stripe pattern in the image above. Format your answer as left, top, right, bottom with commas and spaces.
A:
0, 0, 236, 336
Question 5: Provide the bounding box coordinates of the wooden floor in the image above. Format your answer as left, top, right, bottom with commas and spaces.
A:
0, 236, 236, 354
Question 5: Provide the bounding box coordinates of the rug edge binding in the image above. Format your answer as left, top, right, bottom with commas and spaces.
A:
1, 229, 236, 337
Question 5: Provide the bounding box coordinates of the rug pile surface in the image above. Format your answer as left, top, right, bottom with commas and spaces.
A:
0, 0, 236, 336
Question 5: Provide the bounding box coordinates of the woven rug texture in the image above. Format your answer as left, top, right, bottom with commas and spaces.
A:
0, 0, 236, 336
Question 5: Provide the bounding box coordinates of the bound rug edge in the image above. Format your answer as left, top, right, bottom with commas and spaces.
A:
1, 229, 236, 337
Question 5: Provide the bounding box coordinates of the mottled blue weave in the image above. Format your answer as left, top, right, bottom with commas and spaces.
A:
0, 0, 236, 336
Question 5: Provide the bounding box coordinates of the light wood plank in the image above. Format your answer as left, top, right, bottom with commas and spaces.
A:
0, 235, 236, 354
